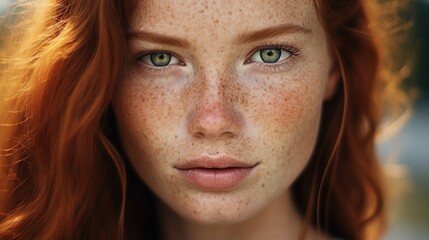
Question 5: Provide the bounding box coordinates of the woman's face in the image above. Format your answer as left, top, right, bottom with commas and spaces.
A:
113, 0, 337, 224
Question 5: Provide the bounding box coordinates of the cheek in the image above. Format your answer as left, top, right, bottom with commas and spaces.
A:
112, 81, 178, 181
250, 79, 323, 141
114, 83, 159, 144
114, 77, 181, 138
248, 78, 324, 181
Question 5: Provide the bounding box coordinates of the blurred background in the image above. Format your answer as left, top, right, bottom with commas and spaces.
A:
1, 0, 428, 239
378, 0, 429, 239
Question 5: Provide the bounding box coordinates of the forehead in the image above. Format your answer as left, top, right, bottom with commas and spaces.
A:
128, 0, 320, 36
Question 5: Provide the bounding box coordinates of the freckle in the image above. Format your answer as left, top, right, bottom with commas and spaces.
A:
261, 183, 265, 188
240, 95, 247, 105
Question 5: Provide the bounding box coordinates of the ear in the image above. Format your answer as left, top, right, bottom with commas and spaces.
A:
323, 65, 340, 100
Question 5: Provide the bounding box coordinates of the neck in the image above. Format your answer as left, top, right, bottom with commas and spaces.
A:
157, 191, 328, 240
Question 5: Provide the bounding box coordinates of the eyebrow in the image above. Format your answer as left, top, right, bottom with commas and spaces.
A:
234, 24, 312, 45
128, 30, 191, 48
127, 24, 311, 48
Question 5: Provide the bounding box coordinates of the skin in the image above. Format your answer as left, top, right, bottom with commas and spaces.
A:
113, 0, 338, 239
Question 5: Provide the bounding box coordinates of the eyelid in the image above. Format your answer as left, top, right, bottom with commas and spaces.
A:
136, 50, 185, 67
244, 44, 301, 64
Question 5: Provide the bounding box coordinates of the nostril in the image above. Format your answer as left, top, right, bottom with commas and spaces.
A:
194, 132, 205, 138
220, 131, 235, 139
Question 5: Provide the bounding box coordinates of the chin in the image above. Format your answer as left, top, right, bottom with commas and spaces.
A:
181, 206, 256, 226
161, 190, 264, 226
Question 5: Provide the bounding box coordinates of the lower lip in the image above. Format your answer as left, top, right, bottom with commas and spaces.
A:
177, 167, 254, 190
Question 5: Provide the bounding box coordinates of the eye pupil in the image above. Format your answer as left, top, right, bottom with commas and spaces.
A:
260, 48, 281, 63
150, 52, 172, 66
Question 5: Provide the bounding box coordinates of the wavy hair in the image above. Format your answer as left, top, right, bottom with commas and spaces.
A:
0, 0, 408, 239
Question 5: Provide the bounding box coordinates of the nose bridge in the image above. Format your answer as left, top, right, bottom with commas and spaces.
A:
200, 67, 229, 105
187, 66, 242, 139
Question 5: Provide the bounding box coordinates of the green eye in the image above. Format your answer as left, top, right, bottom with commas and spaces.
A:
248, 46, 294, 65
139, 51, 181, 68
150, 52, 172, 67
259, 49, 281, 63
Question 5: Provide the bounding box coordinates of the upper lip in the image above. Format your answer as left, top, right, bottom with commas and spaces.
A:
174, 156, 258, 170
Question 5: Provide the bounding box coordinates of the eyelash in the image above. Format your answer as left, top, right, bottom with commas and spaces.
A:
135, 44, 301, 73
244, 44, 301, 71
135, 50, 185, 74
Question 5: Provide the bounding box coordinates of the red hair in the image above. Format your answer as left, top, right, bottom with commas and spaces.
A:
0, 0, 133, 238
0, 0, 407, 239
295, 1, 387, 239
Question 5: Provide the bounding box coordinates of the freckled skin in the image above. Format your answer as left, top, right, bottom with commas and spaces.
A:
113, 0, 338, 239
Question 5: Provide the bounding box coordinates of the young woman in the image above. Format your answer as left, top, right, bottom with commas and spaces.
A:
0, 0, 406, 239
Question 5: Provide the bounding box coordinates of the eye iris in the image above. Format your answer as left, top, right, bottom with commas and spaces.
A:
150, 52, 172, 66
260, 49, 281, 63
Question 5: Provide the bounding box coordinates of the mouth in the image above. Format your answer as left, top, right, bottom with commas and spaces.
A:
174, 156, 258, 190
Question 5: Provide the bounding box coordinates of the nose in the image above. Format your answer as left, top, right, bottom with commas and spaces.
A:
187, 76, 243, 140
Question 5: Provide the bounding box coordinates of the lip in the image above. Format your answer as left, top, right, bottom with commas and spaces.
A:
174, 156, 258, 190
